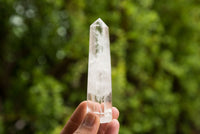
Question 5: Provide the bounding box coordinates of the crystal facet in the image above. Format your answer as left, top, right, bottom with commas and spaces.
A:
87, 18, 112, 123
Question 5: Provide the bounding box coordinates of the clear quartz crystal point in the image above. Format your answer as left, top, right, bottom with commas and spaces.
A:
87, 18, 112, 123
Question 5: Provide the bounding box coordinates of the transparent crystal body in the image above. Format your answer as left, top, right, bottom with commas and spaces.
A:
87, 18, 112, 123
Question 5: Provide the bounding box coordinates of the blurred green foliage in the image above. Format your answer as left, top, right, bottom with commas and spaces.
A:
0, 0, 200, 133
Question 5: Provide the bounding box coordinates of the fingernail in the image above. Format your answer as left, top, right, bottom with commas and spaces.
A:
83, 113, 96, 127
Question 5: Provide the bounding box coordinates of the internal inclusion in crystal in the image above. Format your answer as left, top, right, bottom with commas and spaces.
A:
95, 22, 103, 34
87, 92, 112, 123
91, 19, 106, 57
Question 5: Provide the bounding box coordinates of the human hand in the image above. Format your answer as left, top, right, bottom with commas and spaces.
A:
61, 101, 120, 134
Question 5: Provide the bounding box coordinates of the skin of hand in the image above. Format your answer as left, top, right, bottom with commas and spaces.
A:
61, 101, 120, 134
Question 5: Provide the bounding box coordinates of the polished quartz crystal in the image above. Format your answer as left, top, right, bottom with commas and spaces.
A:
87, 18, 112, 123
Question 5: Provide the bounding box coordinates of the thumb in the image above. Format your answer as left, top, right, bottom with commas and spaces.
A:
73, 112, 100, 134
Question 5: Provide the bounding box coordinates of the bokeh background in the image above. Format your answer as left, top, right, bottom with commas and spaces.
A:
1, 0, 200, 133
